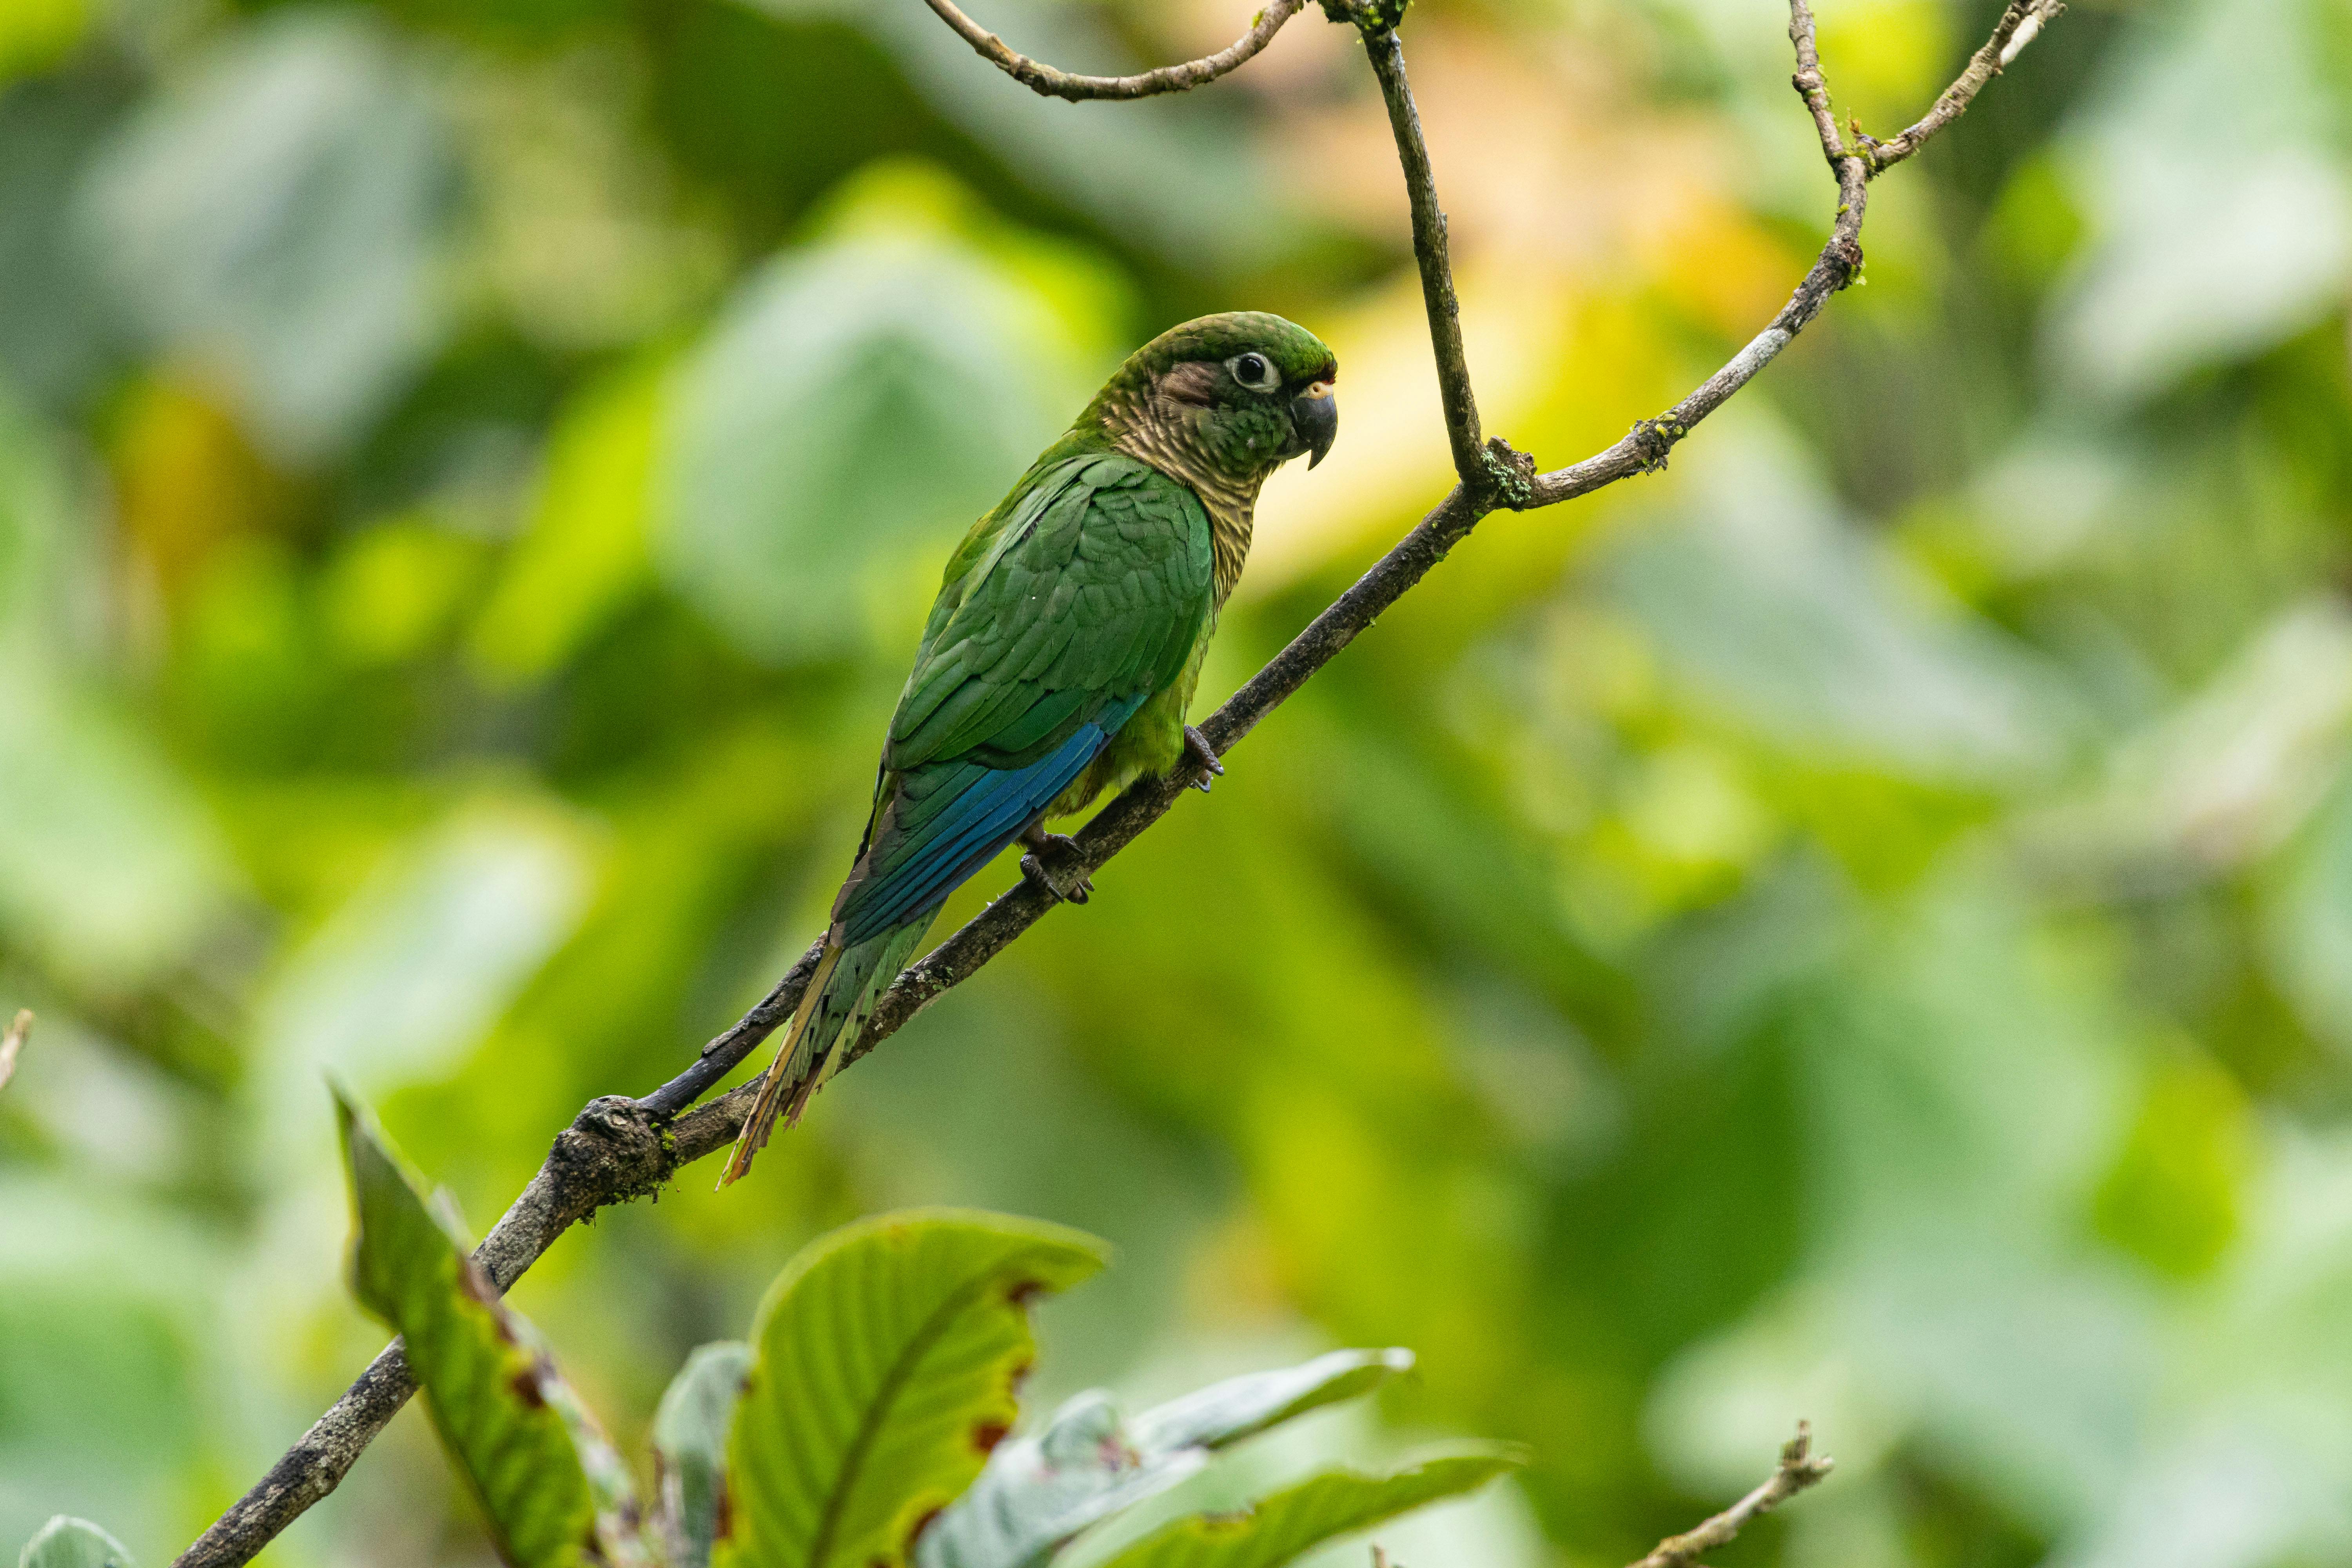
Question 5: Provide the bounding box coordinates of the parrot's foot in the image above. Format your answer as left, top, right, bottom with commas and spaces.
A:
1181, 726, 1225, 794
1019, 825, 1093, 904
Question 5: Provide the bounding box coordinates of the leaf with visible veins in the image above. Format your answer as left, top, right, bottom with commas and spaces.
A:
716, 1209, 1106, 1568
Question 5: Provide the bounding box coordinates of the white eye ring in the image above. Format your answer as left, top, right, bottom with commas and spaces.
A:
1228, 352, 1279, 392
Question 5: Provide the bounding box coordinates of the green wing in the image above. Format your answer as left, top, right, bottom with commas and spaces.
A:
832, 453, 1212, 941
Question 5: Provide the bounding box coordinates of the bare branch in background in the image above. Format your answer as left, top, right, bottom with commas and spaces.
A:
1624, 1424, 1835, 1568
1526, 0, 2055, 501
1356, 22, 1497, 496
920, 0, 1307, 101
178, 0, 2054, 1557
0, 1009, 28, 1093
1860, 0, 2063, 170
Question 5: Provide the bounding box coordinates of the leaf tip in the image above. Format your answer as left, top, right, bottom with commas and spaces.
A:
19, 1516, 137, 1568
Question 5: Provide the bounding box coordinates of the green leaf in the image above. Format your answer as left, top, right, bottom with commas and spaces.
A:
920, 1349, 1416, 1568
719, 1208, 1109, 1568
654, 1340, 754, 1568
18, 1518, 135, 1568
542, 1365, 655, 1568
335, 1087, 630, 1568
1093, 1449, 1523, 1568
1126, 1349, 1414, 1455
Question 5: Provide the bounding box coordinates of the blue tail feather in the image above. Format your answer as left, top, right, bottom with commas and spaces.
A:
838, 691, 1145, 944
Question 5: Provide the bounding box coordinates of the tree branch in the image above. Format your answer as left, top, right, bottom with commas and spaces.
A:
1624, 1423, 1834, 1568
1528, 0, 2054, 499
0, 1009, 28, 1093
1788, 0, 1852, 167
1857, 0, 2063, 171
1355, 17, 1493, 496
178, 0, 2054, 1557
919, 0, 1307, 102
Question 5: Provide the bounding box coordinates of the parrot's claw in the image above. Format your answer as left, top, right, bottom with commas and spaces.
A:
1019, 828, 1093, 904
1181, 726, 1225, 793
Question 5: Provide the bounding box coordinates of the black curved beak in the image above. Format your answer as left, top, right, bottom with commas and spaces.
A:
1291, 385, 1338, 469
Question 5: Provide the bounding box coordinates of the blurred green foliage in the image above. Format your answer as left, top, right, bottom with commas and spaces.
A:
1, 0, 2349, 1564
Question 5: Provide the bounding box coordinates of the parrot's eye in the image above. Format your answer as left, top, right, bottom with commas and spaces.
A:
1229, 352, 1279, 392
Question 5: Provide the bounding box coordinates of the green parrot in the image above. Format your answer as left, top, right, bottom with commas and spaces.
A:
721, 312, 1338, 1183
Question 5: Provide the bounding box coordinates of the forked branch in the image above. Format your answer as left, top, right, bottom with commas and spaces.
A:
178, 2, 2054, 1559
1858, 0, 2063, 170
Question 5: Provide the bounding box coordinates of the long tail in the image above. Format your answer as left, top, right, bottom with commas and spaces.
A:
718, 919, 929, 1186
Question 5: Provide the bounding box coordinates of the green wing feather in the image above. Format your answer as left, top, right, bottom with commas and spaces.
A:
722, 450, 1216, 1182
886, 453, 1209, 771
831, 452, 1213, 939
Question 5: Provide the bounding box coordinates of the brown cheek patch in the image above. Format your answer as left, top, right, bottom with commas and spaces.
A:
1156, 361, 1222, 407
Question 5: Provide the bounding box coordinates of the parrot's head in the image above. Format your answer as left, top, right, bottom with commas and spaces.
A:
1095, 312, 1339, 479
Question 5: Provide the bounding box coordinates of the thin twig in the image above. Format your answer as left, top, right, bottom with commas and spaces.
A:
1528, 0, 2053, 499
178, 0, 2053, 1557
0, 1009, 28, 1093
1788, 0, 1849, 166
1624, 1423, 1834, 1568
1859, 0, 2062, 171
919, 0, 1307, 102
1355, 17, 1492, 496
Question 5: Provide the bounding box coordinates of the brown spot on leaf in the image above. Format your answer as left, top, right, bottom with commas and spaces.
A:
508, 1368, 548, 1409
973, 1422, 1009, 1454
908, 1506, 946, 1550
1007, 1279, 1045, 1309
714, 1483, 734, 1543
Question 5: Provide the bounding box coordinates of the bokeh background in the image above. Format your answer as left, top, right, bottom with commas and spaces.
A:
4, 0, 2350, 1561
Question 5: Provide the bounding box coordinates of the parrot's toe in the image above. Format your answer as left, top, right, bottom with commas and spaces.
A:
1019, 828, 1094, 904
1020, 852, 1092, 904
1181, 726, 1225, 793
